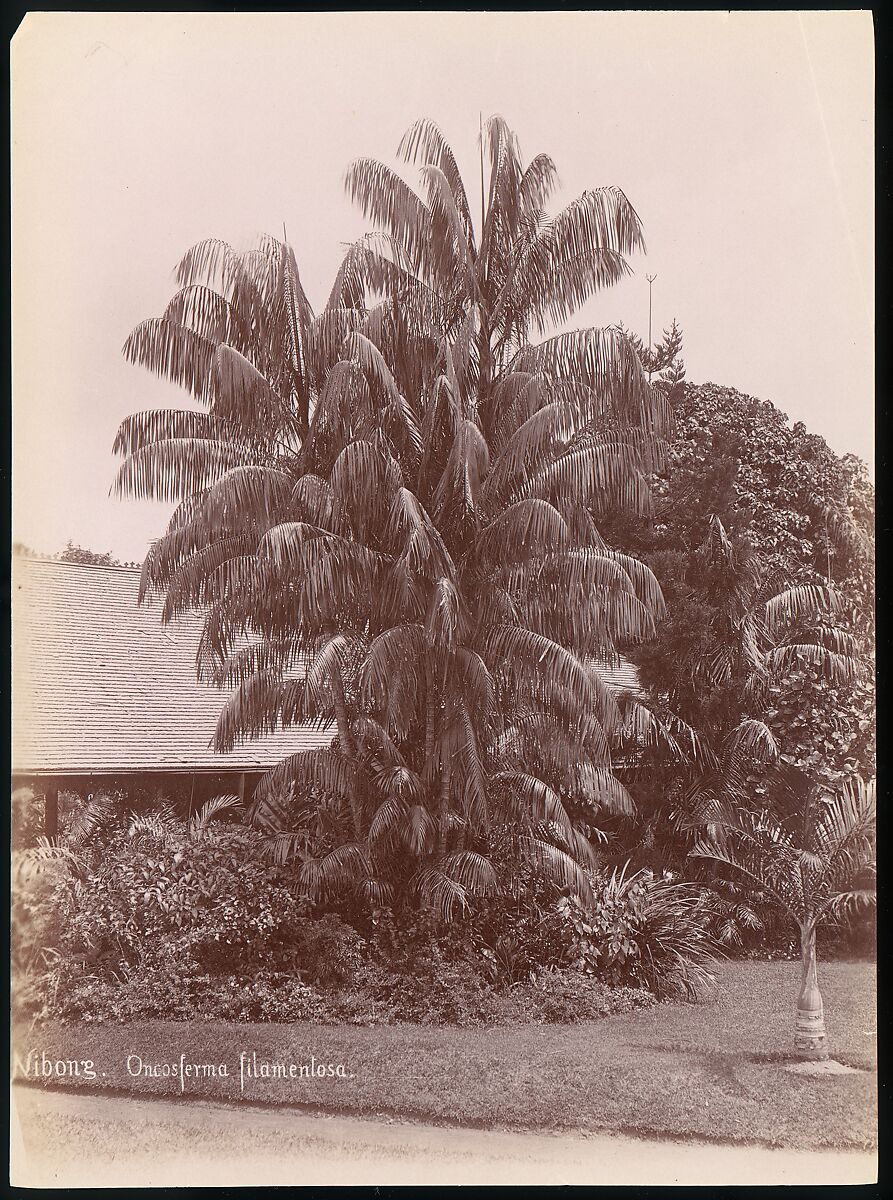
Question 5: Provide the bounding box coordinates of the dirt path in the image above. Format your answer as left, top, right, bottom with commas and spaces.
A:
11, 1085, 877, 1187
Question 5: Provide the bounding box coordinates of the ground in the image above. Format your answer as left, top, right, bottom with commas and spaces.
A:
13, 960, 876, 1157
11, 1088, 876, 1188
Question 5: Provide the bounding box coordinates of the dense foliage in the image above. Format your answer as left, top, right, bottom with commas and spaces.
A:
598, 342, 875, 958
14, 804, 693, 1026
58, 541, 122, 567
615, 367, 874, 778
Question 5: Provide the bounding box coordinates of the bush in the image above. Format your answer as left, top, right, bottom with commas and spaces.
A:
12, 848, 76, 1025
351, 950, 503, 1026
698, 876, 875, 963
57, 819, 303, 978
12, 787, 44, 850
504, 970, 655, 1024
12, 851, 67, 975
365, 908, 482, 971
477, 906, 570, 984
287, 914, 369, 988
698, 876, 797, 959
14, 803, 716, 1027
51, 968, 330, 1024
632, 877, 720, 998
32, 959, 654, 1028
555, 867, 719, 999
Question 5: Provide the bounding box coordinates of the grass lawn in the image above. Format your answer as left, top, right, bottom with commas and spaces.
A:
15, 960, 876, 1150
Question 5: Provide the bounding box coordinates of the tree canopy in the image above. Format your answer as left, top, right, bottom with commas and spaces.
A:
596, 341, 873, 919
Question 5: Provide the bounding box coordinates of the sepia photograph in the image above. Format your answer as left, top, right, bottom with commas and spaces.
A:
10, 10, 876, 1187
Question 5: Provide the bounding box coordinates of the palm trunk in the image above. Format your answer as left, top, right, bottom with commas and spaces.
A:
328, 665, 363, 840
477, 319, 492, 418
424, 658, 437, 771
437, 758, 452, 856
795, 921, 828, 1060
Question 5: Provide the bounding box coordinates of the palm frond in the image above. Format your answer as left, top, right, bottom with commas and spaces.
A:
123, 318, 218, 403
727, 719, 779, 763
113, 438, 246, 502
112, 409, 218, 457
189, 794, 242, 839
520, 835, 593, 902
766, 643, 859, 685
343, 157, 433, 277
413, 865, 470, 921
763, 584, 842, 636
397, 118, 474, 240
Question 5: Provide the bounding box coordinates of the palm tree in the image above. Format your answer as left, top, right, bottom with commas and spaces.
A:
601, 513, 865, 955
694, 515, 858, 694
692, 775, 875, 1060
626, 515, 859, 818
114, 116, 670, 917
677, 516, 861, 828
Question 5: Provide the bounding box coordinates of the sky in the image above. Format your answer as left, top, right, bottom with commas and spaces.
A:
11, 11, 874, 563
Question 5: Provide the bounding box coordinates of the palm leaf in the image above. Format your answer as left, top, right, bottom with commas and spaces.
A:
123, 318, 218, 403
113, 438, 246, 502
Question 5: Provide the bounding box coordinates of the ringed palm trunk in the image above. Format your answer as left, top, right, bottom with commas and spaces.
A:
796, 920, 828, 1060
424, 658, 436, 770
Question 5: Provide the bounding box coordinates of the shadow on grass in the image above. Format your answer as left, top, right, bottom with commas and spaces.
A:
746, 1049, 875, 1071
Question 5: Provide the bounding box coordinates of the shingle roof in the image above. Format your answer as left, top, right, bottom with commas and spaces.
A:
11, 556, 641, 778
11, 557, 332, 776
592, 656, 641, 696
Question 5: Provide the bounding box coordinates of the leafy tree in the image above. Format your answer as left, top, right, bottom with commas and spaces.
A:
598, 334, 873, 899
693, 775, 875, 1059
114, 116, 669, 918
621, 319, 687, 402
640, 515, 857, 732
59, 541, 121, 566
640, 376, 873, 588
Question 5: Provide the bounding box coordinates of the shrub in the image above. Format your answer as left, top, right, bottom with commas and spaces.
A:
555, 867, 719, 999
57, 819, 303, 978
699, 876, 797, 959
632, 876, 720, 999
12, 787, 44, 850
505, 970, 655, 1024
46, 967, 330, 1024
350, 950, 502, 1026
14, 800, 716, 1027
365, 907, 482, 971
698, 875, 874, 962
12, 848, 78, 1025
288, 915, 368, 988
477, 904, 570, 984
33, 958, 655, 1028
12, 851, 68, 976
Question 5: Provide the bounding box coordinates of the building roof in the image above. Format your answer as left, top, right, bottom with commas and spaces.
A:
11, 555, 641, 778
11, 557, 332, 777
593, 656, 641, 696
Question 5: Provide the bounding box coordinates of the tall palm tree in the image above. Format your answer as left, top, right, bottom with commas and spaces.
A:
692, 775, 875, 1060
114, 117, 669, 917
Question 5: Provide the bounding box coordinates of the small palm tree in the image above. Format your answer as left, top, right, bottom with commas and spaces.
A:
692, 774, 875, 1060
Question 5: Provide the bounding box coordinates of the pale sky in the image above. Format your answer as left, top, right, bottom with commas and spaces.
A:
11, 11, 874, 562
